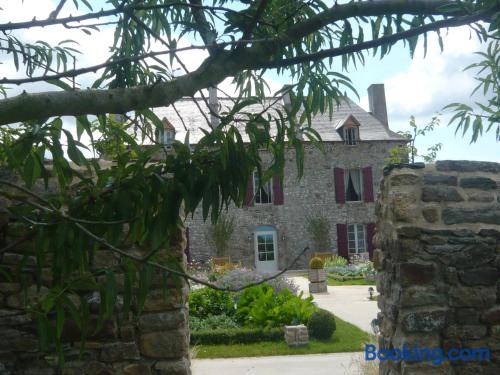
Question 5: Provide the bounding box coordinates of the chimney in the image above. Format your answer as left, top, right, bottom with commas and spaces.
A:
208, 86, 220, 128
367, 84, 388, 128
282, 85, 293, 111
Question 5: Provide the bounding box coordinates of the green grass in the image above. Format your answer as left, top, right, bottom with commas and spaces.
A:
327, 277, 375, 286
192, 317, 370, 359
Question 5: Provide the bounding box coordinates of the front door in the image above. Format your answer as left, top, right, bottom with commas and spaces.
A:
254, 231, 278, 272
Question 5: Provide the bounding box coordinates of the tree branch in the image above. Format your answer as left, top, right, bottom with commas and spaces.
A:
75, 219, 309, 292
189, 0, 218, 55
0, 0, 495, 125
265, 9, 491, 68
49, 0, 68, 19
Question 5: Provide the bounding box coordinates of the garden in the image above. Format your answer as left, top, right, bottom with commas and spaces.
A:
188, 265, 370, 358
322, 255, 376, 286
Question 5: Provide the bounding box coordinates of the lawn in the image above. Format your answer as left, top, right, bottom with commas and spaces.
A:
192, 317, 371, 359
327, 276, 375, 286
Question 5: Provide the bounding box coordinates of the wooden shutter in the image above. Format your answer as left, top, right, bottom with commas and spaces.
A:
272, 175, 284, 205
337, 223, 348, 259
362, 166, 374, 202
366, 223, 375, 260
243, 175, 254, 206
334, 167, 345, 204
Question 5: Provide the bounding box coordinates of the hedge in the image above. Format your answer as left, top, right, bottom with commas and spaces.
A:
190, 327, 284, 345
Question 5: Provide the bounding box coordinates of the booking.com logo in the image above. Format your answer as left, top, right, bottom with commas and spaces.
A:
365, 344, 491, 365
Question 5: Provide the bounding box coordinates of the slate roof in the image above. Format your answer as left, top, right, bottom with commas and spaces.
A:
153, 96, 405, 144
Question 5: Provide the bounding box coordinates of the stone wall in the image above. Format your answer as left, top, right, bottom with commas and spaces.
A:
187, 140, 401, 269
375, 160, 500, 374
0, 183, 190, 374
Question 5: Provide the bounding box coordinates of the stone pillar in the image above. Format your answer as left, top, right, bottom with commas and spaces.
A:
375, 161, 500, 374
0, 201, 190, 375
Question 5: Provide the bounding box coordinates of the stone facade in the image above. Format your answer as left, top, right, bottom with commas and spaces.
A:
186, 140, 402, 269
0, 178, 191, 375
375, 160, 500, 374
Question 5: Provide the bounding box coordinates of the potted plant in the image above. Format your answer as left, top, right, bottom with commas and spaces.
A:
308, 257, 327, 293
306, 216, 332, 257
206, 214, 234, 266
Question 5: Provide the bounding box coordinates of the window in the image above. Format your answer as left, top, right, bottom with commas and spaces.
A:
344, 127, 357, 145
157, 129, 175, 145
344, 169, 362, 202
256, 233, 275, 261
253, 172, 273, 204
348, 224, 366, 254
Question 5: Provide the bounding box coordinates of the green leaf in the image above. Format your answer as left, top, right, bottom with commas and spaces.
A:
56, 303, 65, 339
23, 153, 41, 188
105, 271, 117, 316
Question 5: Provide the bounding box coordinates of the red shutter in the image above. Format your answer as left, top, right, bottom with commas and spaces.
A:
334, 168, 345, 204
366, 223, 375, 260
243, 175, 254, 206
272, 175, 284, 205
362, 166, 374, 202
337, 223, 348, 259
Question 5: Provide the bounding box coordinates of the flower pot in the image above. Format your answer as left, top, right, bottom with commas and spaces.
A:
308, 269, 326, 283
308, 281, 327, 293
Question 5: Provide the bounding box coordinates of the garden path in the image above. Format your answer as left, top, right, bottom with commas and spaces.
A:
192, 352, 366, 375
288, 275, 378, 334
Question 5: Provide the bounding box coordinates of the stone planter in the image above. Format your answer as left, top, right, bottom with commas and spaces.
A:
308, 269, 326, 282
308, 269, 327, 293
284, 324, 309, 347
308, 281, 327, 293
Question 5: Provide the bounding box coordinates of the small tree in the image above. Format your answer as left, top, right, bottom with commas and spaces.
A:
206, 214, 234, 257
386, 116, 443, 164
306, 216, 331, 251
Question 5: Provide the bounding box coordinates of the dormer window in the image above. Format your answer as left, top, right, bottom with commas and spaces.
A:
344, 127, 358, 145
335, 114, 361, 145
157, 117, 176, 145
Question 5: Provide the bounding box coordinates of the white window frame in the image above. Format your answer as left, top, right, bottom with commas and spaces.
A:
344, 168, 363, 202
347, 224, 366, 254
344, 126, 358, 145
253, 171, 273, 205
157, 129, 175, 145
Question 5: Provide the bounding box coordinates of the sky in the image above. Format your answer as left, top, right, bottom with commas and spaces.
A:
0, 0, 498, 162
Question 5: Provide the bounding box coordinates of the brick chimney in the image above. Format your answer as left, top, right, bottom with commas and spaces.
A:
367, 84, 388, 128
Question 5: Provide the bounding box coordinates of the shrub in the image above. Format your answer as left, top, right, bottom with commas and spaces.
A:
306, 216, 331, 251
190, 327, 284, 345
190, 313, 239, 331
235, 283, 317, 328
206, 214, 234, 257
189, 287, 235, 318
309, 257, 324, 269
324, 255, 348, 268
217, 268, 299, 295
307, 309, 336, 340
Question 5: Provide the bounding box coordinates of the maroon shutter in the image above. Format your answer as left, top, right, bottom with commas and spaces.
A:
272, 175, 284, 205
337, 223, 348, 259
363, 166, 374, 202
366, 223, 375, 260
243, 175, 254, 206
334, 168, 345, 203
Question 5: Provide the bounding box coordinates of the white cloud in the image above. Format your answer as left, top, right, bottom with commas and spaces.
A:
385, 27, 484, 121
359, 26, 497, 162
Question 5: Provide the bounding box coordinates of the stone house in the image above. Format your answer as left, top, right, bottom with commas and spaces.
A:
155, 84, 406, 270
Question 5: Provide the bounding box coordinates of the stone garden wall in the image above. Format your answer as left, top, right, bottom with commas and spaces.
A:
0, 177, 190, 375
375, 160, 500, 374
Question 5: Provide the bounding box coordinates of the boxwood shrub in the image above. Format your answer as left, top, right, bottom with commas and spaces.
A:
190, 327, 284, 345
